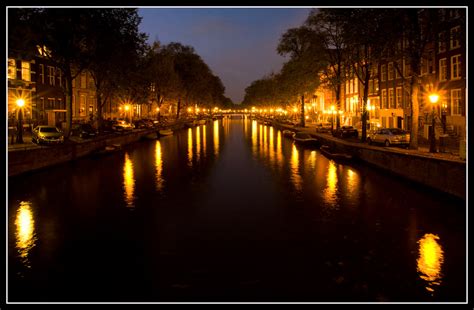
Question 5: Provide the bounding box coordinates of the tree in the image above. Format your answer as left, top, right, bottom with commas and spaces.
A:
86, 9, 147, 131
389, 9, 440, 149
306, 9, 348, 130
341, 9, 394, 142
22, 9, 94, 137
277, 26, 324, 127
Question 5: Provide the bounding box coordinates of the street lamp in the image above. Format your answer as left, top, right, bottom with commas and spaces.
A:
429, 93, 439, 153
124, 104, 130, 123
16, 98, 25, 144
441, 102, 447, 134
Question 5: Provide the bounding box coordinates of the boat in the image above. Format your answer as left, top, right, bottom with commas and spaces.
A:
185, 121, 195, 128
282, 130, 295, 138
195, 119, 207, 125
319, 145, 353, 161
292, 132, 319, 147
94, 144, 122, 156
144, 131, 158, 139
158, 129, 173, 136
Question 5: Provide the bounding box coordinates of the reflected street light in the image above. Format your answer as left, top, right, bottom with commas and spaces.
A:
429, 93, 439, 153
16, 99, 25, 144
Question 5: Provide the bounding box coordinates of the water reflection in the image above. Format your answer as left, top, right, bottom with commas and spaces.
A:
417, 233, 444, 293
268, 127, 274, 164
188, 128, 193, 166
251, 120, 257, 151
346, 168, 359, 198
123, 153, 136, 208
203, 125, 207, 156
213, 120, 219, 155
290, 144, 303, 192
323, 160, 338, 207
155, 140, 164, 191
15, 201, 37, 268
196, 126, 201, 162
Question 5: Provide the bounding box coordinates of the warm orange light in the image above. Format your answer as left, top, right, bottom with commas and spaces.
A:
124, 105, 130, 111
429, 94, 440, 104
16, 99, 25, 108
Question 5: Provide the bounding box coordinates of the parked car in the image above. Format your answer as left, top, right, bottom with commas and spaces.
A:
367, 128, 410, 147
332, 125, 358, 138
112, 120, 134, 132
71, 123, 98, 139
316, 122, 332, 133
32, 125, 64, 145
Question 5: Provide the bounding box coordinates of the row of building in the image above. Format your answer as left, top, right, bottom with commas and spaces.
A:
7, 47, 163, 129
311, 8, 466, 142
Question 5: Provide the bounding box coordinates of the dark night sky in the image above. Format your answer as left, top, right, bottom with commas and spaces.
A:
138, 8, 313, 104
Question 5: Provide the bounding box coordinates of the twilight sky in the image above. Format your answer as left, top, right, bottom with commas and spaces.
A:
138, 8, 312, 104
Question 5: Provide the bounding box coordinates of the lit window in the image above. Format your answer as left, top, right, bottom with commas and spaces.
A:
450, 89, 462, 116
21, 61, 31, 82
450, 26, 461, 49
438, 32, 446, 53
48, 66, 55, 85
381, 65, 386, 81
451, 55, 461, 80
388, 63, 394, 80
389, 88, 394, 108
8, 59, 16, 79
439, 58, 447, 81
382, 89, 387, 109
396, 87, 402, 108
39, 64, 44, 84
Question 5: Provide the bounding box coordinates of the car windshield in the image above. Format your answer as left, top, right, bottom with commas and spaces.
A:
40, 127, 59, 133
82, 124, 93, 130
389, 129, 406, 135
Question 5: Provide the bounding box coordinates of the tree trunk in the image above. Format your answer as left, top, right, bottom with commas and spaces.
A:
64, 66, 73, 138
409, 75, 419, 149
96, 93, 103, 132
336, 84, 341, 130
300, 94, 305, 127
176, 97, 181, 120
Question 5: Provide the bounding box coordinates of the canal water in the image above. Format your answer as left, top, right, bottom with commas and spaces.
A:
8, 118, 466, 302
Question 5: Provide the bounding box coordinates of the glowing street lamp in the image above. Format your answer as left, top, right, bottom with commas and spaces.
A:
124, 104, 131, 123
429, 93, 439, 153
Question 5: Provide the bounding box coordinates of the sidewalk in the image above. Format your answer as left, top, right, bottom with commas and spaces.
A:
293, 124, 466, 162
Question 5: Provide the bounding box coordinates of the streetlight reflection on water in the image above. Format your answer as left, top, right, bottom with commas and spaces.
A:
155, 140, 164, 191
417, 233, 444, 294
15, 201, 37, 268
123, 153, 136, 208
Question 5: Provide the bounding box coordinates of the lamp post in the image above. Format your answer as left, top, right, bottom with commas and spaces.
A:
16, 99, 25, 144
441, 102, 447, 134
124, 104, 130, 123
429, 93, 439, 153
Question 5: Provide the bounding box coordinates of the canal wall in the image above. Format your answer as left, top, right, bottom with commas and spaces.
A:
8, 120, 190, 178
270, 121, 466, 200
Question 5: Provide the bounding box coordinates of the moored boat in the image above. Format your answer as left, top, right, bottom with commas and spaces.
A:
319, 145, 353, 161
292, 132, 319, 147
282, 130, 295, 138
158, 129, 173, 136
